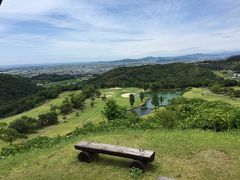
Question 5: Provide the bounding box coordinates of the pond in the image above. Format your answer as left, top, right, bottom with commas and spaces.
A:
130, 91, 180, 116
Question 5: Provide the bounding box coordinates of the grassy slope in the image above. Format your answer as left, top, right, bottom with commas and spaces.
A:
0, 91, 79, 124
32, 87, 143, 138
183, 88, 240, 106
0, 88, 143, 149
0, 129, 239, 180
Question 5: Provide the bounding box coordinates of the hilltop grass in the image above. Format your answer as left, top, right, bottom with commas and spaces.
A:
0, 129, 239, 180
183, 87, 240, 106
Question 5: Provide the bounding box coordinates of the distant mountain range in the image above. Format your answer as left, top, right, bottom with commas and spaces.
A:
103, 51, 240, 66
1, 51, 240, 74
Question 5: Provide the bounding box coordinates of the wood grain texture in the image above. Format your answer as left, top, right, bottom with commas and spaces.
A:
74, 141, 155, 162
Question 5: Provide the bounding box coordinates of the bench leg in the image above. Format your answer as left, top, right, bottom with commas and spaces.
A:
78, 151, 98, 163
130, 160, 148, 172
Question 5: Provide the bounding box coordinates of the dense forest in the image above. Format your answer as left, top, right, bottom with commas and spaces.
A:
0, 74, 39, 104
87, 63, 222, 90
31, 74, 79, 83
198, 55, 240, 71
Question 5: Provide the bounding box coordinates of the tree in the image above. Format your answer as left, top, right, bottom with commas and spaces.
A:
96, 90, 101, 98
82, 85, 96, 99
63, 116, 67, 123
129, 93, 135, 107
210, 84, 221, 94
38, 112, 58, 126
150, 83, 159, 91
234, 90, 240, 97
159, 96, 165, 106
0, 128, 27, 145
224, 79, 238, 87
143, 84, 149, 92
91, 96, 95, 102
102, 100, 127, 121
70, 94, 85, 110
60, 100, 73, 115
140, 92, 145, 102
8, 116, 38, 133
102, 94, 107, 102
50, 104, 58, 112
90, 101, 94, 108
0, 127, 27, 145
151, 94, 159, 111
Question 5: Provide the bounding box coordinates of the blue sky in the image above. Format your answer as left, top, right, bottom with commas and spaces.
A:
0, 0, 240, 65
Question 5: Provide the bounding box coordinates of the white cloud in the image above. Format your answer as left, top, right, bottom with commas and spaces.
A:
0, 0, 239, 65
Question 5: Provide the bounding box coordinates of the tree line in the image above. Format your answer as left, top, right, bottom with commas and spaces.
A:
30, 74, 81, 83
197, 55, 240, 71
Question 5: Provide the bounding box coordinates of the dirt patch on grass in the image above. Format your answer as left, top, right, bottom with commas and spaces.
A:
192, 149, 231, 172
160, 149, 233, 179
196, 149, 229, 161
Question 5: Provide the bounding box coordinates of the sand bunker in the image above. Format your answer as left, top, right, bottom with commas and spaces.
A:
121, 93, 137, 98
110, 87, 122, 90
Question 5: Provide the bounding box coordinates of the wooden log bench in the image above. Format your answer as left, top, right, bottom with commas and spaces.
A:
74, 141, 155, 171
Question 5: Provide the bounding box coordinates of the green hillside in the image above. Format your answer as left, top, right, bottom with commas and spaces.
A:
0, 74, 39, 104
87, 63, 221, 89
198, 55, 240, 70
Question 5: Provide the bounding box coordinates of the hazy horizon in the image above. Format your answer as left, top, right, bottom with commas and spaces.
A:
0, 0, 240, 65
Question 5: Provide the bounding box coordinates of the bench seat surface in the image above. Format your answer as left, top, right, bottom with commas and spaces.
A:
74, 141, 155, 162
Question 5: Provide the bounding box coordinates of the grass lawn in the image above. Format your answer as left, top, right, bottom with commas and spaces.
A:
183, 88, 240, 106
0, 129, 239, 180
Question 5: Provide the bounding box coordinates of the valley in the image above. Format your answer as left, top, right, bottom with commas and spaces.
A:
1, 56, 240, 180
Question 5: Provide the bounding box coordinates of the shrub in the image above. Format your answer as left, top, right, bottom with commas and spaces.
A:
70, 94, 86, 109
1, 136, 62, 157
8, 116, 38, 133
155, 109, 176, 129
60, 100, 73, 115
38, 112, 58, 127
102, 100, 127, 121
164, 98, 240, 131
129, 167, 143, 179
